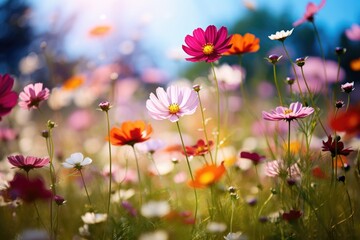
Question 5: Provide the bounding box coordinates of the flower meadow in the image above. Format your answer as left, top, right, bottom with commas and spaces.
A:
1, 1, 360, 240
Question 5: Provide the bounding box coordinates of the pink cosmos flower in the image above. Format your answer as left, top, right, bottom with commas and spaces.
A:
8, 155, 49, 173
345, 24, 360, 41
18, 83, 50, 110
262, 102, 314, 122
293, 0, 326, 27
265, 160, 301, 178
0, 74, 18, 121
182, 25, 232, 62
146, 85, 198, 122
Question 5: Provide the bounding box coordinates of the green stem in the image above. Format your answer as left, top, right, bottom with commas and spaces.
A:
197, 91, 214, 164
287, 121, 292, 178
272, 64, 283, 106
282, 42, 305, 102
79, 169, 92, 207
312, 21, 328, 87
210, 62, 221, 163
346, 94, 350, 112
105, 111, 112, 216
176, 121, 198, 224
230, 199, 235, 233
132, 146, 143, 205
300, 67, 329, 136
258, 193, 273, 218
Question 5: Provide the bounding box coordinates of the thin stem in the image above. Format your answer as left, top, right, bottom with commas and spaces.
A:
132, 146, 143, 205
300, 67, 329, 136
346, 94, 350, 112
282, 42, 305, 102
230, 199, 235, 233
79, 169, 92, 207
272, 64, 283, 106
196, 91, 214, 164
312, 21, 328, 87
287, 121, 292, 178
176, 121, 198, 224
210, 62, 221, 163
105, 111, 112, 216
258, 193, 273, 218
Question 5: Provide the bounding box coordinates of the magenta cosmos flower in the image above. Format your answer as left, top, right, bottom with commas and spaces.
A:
8, 155, 50, 173
293, 0, 326, 27
182, 25, 232, 62
262, 102, 314, 122
0, 74, 18, 121
146, 85, 198, 122
18, 83, 50, 110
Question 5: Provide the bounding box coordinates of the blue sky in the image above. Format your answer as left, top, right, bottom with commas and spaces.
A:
28, 0, 360, 77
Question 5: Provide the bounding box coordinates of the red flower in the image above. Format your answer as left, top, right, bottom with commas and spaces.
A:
282, 210, 302, 222
224, 33, 260, 55
8, 173, 53, 203
330, 105, 360, 135
184, 139, 214, 157
8, 155, 49, 173
182, 25, 232, 62
0, 74, 18, 121
188, 162, 226, 188
312, 166, 327, 179
322, 135, 353, 158
240, 151, 265, 165
109, 120, 152, 146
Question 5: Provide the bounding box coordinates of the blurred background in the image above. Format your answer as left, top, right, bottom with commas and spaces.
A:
1, 0, 359, 82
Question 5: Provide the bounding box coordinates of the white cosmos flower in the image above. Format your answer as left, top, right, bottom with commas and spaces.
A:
207, 222, 227, 232
139, 230, 169, 240
141, 201, 170, 218
62, 152, 92, 169
209, 64, 244, 91
81, 212, 107, 224
268, 28, 294, 41
224, 232, 248, 240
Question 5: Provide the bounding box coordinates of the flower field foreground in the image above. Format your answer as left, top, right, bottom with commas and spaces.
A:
0, 3, 360, 240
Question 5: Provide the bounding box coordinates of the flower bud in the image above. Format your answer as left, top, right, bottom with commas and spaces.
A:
266, 54, 282, 64
295, 57, 308, 67
335, 47, 346, 56
335, 100, 345, 109
98, 101, 112, 112
193, 84, 201, 92
41, 130, 49, 138
286, 77, 295, 85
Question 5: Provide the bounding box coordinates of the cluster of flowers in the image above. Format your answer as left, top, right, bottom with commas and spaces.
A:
0, 0, 359, 239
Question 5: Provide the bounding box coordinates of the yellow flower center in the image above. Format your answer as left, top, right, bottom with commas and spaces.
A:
202, 43, 214, 55
169, 103, 180, 114
284, 109, 293, 114
199, 172, 215, 185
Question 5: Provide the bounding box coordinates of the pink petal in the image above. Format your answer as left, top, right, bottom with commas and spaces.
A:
205, 25, 217, 44
192, 28, 206, 45
185, 35, 203, 50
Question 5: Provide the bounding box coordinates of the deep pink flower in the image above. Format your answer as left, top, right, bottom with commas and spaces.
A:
262, 102, 314, 122
182, 25, 232, 62
146, 85, 198, 122
341, 82, 355, 93
19, 83, 50, 110
8, 155, 49, 172
0, 74, 18, 121
322, 135, 353, 157
240, 151, 265, 165
282, 210, 302, 222
293, 0, 326, 27
345, 24, 360, 41
8, 173, 53, 203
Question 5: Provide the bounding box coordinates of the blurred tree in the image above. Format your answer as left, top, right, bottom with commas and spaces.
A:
0, 0, 33, 74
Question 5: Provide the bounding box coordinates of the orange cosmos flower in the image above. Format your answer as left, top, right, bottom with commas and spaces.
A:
89, 25, 112, 37
224, 33, 260, 55
350, 58, 360, 71
188, 162, 226, 188
62, 75, 85, 91
109, 120, 152, 146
